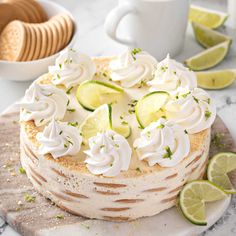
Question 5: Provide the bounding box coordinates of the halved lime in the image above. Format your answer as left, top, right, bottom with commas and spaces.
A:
196, 70, 236, 90
135, 91, 169, 128
79, 104, 112, 143
76, 80, 124, 111
207, 152, 236, 194
180, 180, 227, 225
192, 22, 232, 48
189, 5, 229, 29
113, 125, 131, 139
185, 40, 231, 71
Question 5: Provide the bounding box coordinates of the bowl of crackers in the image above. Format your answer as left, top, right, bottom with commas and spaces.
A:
0, 0, 77, 81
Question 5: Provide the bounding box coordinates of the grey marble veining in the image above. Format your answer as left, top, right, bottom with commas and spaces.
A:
1, 0, 236, 235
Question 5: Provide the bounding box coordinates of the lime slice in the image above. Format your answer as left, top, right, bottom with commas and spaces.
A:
135, 91, 169, 128
207, 152, 236, 194
180, 180, 227, 225
113, 125, 131, 139
196, 70, 236, 90
185, 40, 231, 71
79, 104, 112, 143
192, 22, 232, 48
189, 5, 229, 29
76, 80, 124, 111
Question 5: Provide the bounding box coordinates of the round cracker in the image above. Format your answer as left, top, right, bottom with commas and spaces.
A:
37, 24, 48, 59
50, 16, 64, 53
43, 23, 53, 57
21, 24, 31, 61
47, 20, 59, 56
0, 3, 16, 33
18, 0, 41, 22
31, 24, 42, 60
25, 24, 36, 61
61, 14, 74, 46
0, 20, 26, 61
26, 0, 48, 22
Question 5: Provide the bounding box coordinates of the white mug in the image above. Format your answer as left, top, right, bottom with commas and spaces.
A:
105, 0, 189, 60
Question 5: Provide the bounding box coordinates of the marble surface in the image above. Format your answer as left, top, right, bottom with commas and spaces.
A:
0, 0, 236, 235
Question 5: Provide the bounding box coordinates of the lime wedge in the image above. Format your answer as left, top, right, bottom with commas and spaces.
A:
189, 5, 229, 29
76, 80, 124, 111
113, 125, 131, 139
207, 152, 236, 194
180, 180, 227, 225
79, 104, 112, 143
185, 40, 231, 71
196, 70, 236, 90
192, 22, 232, 48
135, 91, 169, 128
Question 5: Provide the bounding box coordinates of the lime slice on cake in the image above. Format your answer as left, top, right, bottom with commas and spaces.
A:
179, 180, 227, 225
80, 104, 131, 142
135, 91, 169, 128
196, 70, 236, 89
189, 5, 229, 29
185, 40, 231, 71
76, 80, 124, 111
79, 104, 112, 142
192, 22, 232, 48
207, 152, 236, 194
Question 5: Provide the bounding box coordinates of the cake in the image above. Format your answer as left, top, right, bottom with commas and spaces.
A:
19, 48, 216, 221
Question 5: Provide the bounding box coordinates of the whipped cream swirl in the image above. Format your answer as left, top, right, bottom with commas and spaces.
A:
84, 130, 132, 177
147, 54, 197, 92
165, 87, 216, 134
36, 119, 82, 159
109, 49, 157, 88
133, 118, 190, 167
49, 48, 96, 88
20, 82, 67, 126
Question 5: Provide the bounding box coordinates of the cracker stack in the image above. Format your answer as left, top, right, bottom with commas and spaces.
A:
0, 0, 74, 62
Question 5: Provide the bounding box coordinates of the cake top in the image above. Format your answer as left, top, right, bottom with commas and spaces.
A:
20, 48, 216, 177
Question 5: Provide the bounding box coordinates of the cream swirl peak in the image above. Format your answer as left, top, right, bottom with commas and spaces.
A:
109, 48, 157, 88
84, 130, 132, 177
133, 118, 190, 167
49, 48, 96, 88
20, 81, 67, 126
36, 119, 82, 159
147, 54, 197, 92
165, 87, 216, 134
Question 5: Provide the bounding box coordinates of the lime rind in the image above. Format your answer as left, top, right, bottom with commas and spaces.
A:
113, 125, 132, 139
192, 22, 232, 49
196, 70, 236, 90
185, 40, 231, 71
179, 180, 227, 225
135, 91, 169, 128
76, 80, 124, 111
207, 152, 236, 194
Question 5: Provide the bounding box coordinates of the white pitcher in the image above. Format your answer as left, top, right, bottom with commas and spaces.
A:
105, 0, 189, 60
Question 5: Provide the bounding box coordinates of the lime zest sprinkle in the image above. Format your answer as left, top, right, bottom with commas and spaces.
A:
205, 110, 212, 120
163, 146, 173, 159
157, 124, 165, 129
136, 167, 142, 173
68, 121, 78, 127
19, 167, 26, 174
66, 86, 74, 94
131, 48, 142, 60
67, 108, 76, 112
55, 214, 64, 219
24, 193, 36, 203
211, 132, 225, 149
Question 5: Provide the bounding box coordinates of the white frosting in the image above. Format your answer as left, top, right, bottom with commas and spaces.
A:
20, 82, 67, 126
109, 49, 157, 88
165, 87, 216, 134
49, 48, 96, 88
36, 119, 82, 159
133, 118, 190, 167
147, 54, 197, 92
84, 130, 132, 177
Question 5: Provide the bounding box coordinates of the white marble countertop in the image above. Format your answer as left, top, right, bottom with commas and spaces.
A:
1, 0, 236, 235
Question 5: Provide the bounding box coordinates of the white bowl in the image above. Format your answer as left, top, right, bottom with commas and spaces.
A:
0, 0, 77, 82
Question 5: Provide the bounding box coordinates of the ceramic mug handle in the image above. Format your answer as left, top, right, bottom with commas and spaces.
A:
105, 3, 136, 45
